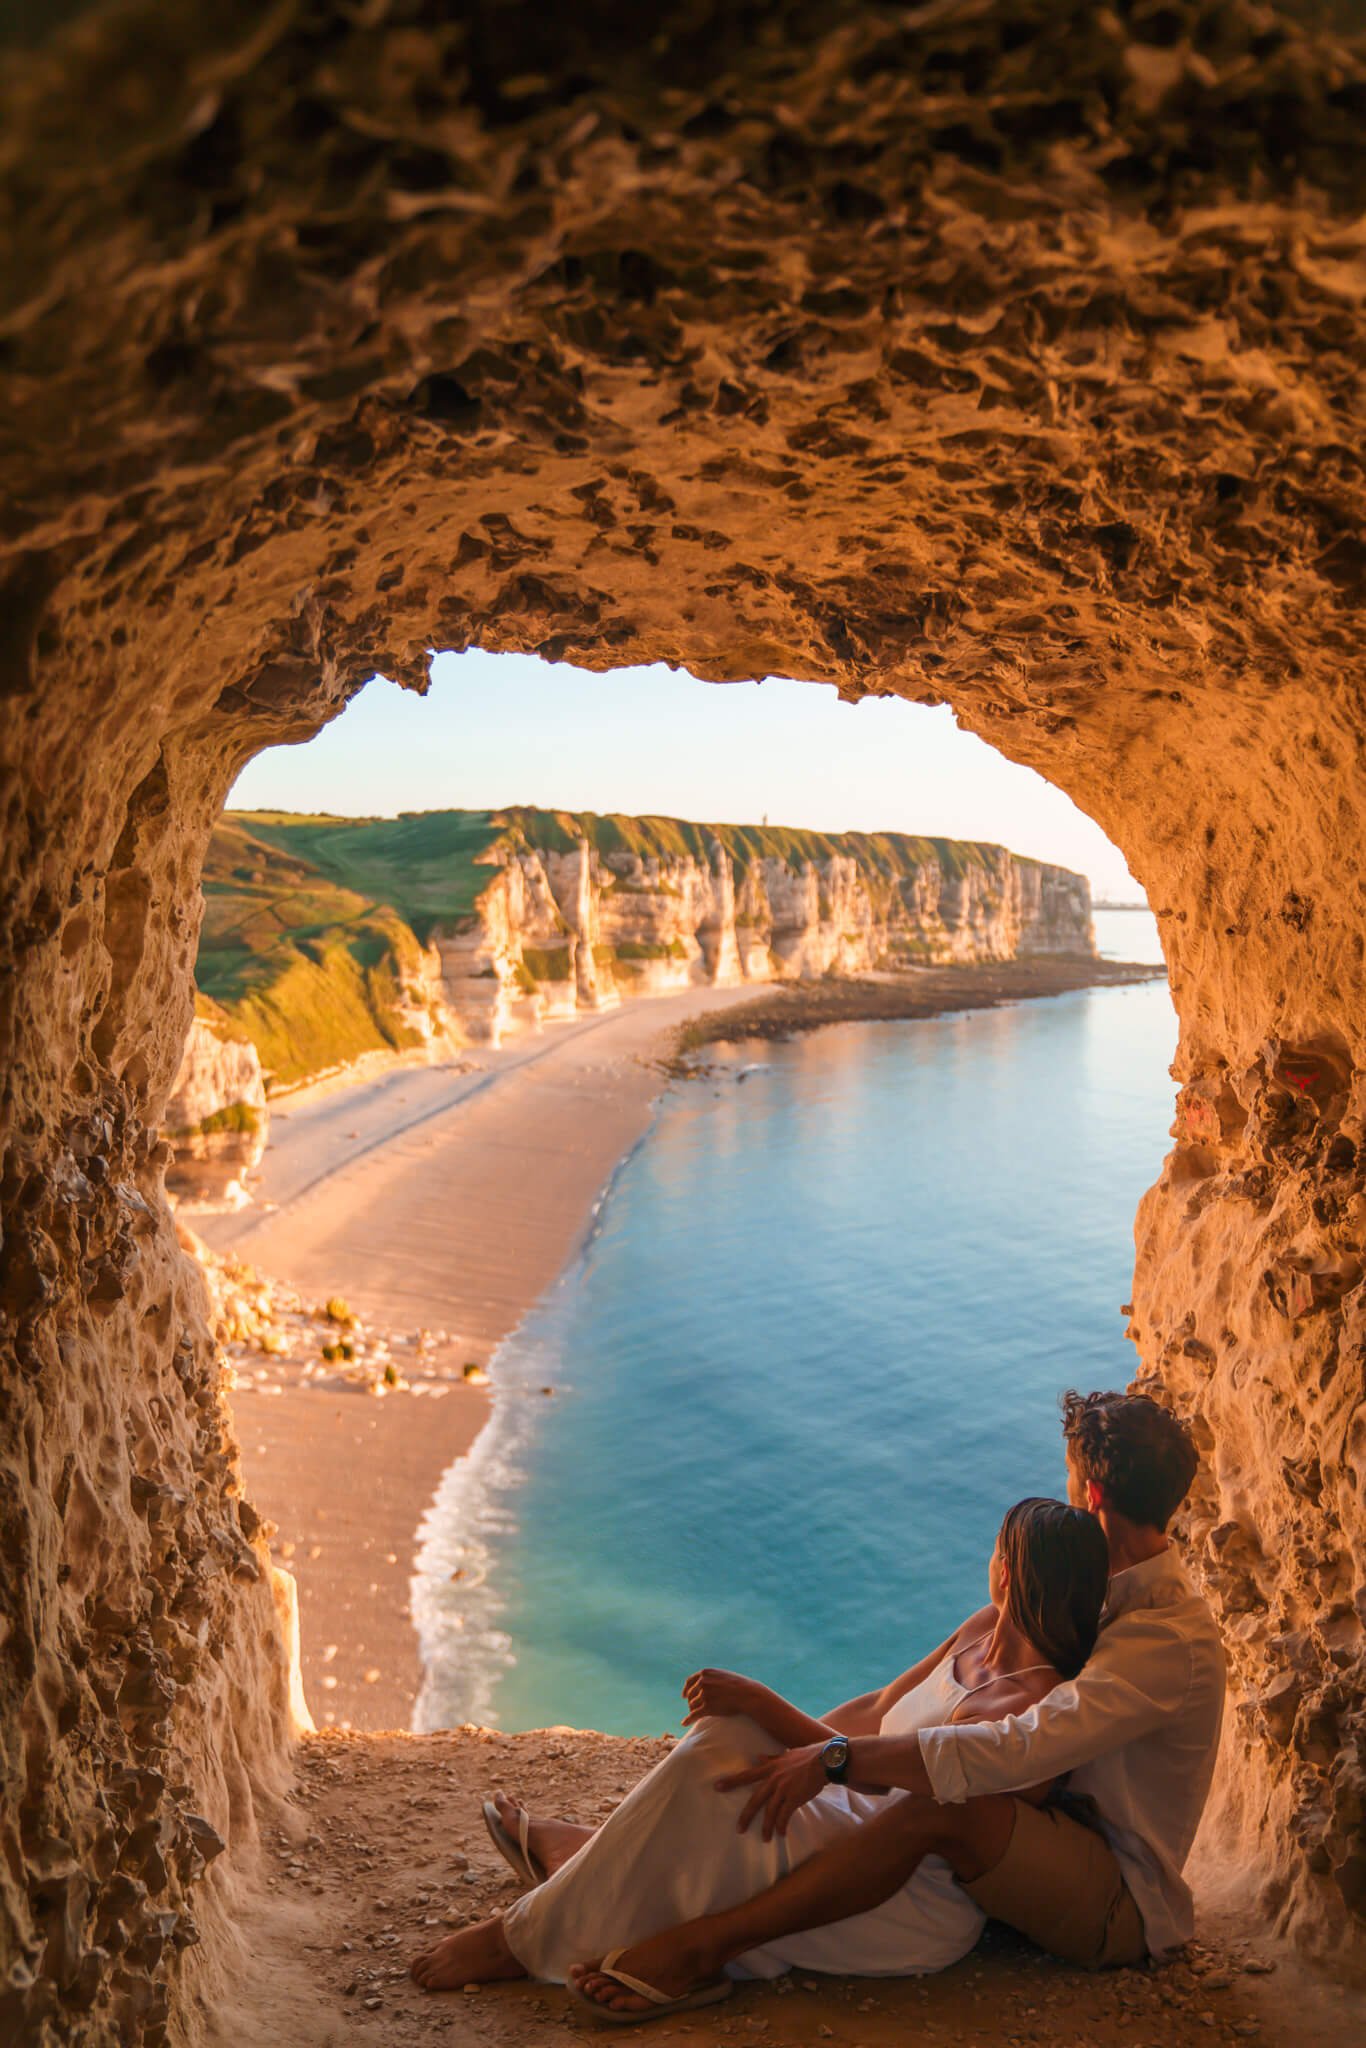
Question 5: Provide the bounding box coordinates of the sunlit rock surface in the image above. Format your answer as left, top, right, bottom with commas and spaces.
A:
2, 1, 1365, 2039
164, 1014, 268, 1207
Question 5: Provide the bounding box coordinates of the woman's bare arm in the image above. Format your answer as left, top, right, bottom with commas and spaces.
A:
684, 1603, 1001, 1754
843, 1661, 1065, 1799
820, 1603, 998, 1738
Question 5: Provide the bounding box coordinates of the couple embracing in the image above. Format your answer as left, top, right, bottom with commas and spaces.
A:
411, 1388, 1226, 2024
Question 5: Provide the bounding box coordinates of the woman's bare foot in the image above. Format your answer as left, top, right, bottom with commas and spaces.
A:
568, 1924, 726, 2016
409, 1913, 526, 1992
491, 1789, 594, 1877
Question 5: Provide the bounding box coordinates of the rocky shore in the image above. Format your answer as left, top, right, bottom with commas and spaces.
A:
668, 954, 1166, 1063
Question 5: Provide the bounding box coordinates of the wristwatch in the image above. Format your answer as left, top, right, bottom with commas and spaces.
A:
820, 1734, 851, 1784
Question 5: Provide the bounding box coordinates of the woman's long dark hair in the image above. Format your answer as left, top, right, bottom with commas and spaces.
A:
998, 1497, 1109, 1680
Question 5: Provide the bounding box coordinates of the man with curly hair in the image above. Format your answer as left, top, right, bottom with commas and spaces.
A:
556, 1387, 1225, 2020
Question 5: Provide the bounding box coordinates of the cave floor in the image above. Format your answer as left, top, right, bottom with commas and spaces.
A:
208, 1730, 1344, 2048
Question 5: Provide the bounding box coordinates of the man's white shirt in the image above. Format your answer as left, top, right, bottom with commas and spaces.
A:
917, 1546, 1226, 1957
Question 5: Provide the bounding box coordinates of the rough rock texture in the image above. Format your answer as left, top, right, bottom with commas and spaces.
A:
441, 814, 1094, 1043
163, 1015, 268, 1207
2, 0, 1366, 2039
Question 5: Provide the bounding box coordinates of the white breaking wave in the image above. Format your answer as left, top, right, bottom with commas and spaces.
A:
409, 1305, 574, 1731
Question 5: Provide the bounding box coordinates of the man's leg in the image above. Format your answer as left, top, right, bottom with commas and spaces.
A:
571, 1791, 1016, 2015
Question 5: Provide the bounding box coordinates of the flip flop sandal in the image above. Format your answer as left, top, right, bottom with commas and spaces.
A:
566, 1949, 734, 2028
482, 1799, 546, 1888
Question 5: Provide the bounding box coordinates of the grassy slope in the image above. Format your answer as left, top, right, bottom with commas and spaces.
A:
237, 810, 497, 941
198, 818, 461, 1087
198, 807, 1069, 1085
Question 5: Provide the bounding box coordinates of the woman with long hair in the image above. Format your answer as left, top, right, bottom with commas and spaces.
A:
410, 1497, 1109, 2018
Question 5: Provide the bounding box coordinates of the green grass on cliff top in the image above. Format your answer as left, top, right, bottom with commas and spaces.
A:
233, 809, 498, 940
492, 807, 1023, 881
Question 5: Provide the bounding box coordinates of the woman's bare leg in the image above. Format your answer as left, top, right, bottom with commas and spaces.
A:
571, 1792, 1016, 2016
491, 1790, 596, 1875
410, 1913, 526, 1991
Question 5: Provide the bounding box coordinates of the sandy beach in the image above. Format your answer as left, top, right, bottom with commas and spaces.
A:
199, 984, 781, 1730
199, 956, 1163, 1736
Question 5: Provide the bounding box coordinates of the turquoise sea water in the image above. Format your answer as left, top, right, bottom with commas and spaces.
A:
412, 912, 1176, 1737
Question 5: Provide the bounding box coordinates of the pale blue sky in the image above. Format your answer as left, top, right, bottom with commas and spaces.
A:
228, 650, 1143, 898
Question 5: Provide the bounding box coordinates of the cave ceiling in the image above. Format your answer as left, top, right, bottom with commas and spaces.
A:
2, 4, 1362, 727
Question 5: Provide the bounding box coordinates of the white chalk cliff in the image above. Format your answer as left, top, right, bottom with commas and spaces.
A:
433, 817, 1095, 1045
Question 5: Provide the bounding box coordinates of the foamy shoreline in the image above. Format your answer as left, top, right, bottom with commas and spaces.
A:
207, 957, 1164, 1733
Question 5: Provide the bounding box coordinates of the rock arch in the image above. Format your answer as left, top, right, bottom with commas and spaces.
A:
2, 2, 1364, 2037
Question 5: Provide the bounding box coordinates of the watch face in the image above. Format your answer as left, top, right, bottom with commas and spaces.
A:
825, 1737, 849, 1771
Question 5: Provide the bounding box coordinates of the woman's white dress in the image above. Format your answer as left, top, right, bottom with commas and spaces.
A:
502, 1648, 987, 1983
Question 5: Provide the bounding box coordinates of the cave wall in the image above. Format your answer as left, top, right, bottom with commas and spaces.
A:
2, 1, 1365, 2037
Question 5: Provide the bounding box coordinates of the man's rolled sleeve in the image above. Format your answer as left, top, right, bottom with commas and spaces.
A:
913, 1621, 1193, 1805
918, 1703, 1052, 1803
918, 1724, 973, 1804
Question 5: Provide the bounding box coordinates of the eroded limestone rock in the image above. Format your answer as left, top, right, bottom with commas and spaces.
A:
2, 2, 1365, 2038
163, 1014, 268, 1208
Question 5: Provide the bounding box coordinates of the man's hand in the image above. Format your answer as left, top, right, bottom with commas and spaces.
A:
681, 1668, 764, 1726
713, 1742, 828, 1839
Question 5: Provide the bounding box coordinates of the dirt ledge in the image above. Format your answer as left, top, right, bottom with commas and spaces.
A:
205, 1729, 1348, 2048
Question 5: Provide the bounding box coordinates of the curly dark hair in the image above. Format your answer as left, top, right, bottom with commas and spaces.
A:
1061, 1390, 1199, 1531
